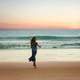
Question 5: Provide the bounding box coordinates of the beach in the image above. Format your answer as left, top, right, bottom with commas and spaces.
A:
0, 0, 80, 79
0, 49, 80, 80
0, 49, 80, 62
0, 62, 80, 80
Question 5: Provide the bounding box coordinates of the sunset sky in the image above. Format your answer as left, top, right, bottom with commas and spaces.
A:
0, 0, 80, 29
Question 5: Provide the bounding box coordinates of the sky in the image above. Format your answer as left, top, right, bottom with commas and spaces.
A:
0, 0, 80, 29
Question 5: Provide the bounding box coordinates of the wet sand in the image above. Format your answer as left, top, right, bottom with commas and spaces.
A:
0, 62, 80, 80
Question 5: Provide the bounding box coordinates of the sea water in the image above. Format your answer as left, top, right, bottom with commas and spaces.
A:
0, 29, 80, 49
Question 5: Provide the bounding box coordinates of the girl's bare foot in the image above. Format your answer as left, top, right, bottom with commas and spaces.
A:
33, 62, 37, 69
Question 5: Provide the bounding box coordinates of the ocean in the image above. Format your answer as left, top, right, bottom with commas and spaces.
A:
0, 29, 80, 49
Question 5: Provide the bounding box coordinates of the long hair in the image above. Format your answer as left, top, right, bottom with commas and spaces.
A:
31, 37, 36, 47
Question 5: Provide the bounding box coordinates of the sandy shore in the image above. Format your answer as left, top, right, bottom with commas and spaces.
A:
0, 62, 80, 80
0, 49, 80, 62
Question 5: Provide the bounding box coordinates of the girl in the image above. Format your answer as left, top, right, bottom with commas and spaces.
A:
29, 37, 41, 68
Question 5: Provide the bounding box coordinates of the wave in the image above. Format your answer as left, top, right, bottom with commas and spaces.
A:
36, 36, 80, 40
0, 42, 80, 49
0, 35, 80, 49
0, 36, 80, 40
0, 43, 30, 49
61, 43, 80, 46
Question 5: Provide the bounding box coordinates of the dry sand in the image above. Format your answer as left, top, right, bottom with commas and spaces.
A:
0, 62, 80, 80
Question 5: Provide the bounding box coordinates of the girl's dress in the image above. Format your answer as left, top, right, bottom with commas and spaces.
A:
29, 42, 37, 62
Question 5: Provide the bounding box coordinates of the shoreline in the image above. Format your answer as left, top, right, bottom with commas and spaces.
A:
0, 61, 80, 68
0, 49, 80, 62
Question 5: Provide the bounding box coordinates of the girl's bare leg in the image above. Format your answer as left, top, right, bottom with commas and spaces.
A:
33, 61, 37, 68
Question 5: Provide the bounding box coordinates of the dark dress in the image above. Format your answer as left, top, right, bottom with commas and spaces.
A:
29, 42, 37, 62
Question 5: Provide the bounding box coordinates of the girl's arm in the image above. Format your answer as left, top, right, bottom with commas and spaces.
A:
37, 43, 41, 48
